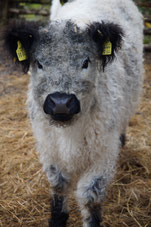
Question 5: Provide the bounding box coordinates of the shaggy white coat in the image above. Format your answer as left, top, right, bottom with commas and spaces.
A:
28, 0, 144, 224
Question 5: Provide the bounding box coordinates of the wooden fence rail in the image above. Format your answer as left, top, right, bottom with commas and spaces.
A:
10, 0, 51, 3
144, 28, 151, 36
6, 0, 51, 23
137, 2, 151, 8
8, 8, 49, 16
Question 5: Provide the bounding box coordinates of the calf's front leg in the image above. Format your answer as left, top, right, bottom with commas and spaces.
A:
76, 157, 117, 227
45, 164, 70, 227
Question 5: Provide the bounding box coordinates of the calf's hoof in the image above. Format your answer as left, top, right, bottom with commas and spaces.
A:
49, 212, 69, 227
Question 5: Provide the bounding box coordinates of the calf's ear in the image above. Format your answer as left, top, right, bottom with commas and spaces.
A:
5, 22, 39, 72
88, 22, 124, 69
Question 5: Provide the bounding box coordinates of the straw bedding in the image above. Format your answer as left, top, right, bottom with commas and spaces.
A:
0, 39, 151, 226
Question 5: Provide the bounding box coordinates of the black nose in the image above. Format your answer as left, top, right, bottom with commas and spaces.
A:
43, 92, 81, 121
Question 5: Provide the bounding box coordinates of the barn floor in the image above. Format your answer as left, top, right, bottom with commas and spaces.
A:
0, 33, 151, 226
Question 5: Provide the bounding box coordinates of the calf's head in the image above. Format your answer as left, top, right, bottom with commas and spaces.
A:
5, 21, 123, 124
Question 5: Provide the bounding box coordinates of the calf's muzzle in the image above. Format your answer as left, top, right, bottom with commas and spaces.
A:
43, 92, 81, 122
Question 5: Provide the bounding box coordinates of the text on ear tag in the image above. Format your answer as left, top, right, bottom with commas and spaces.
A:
102, 41, 112, 55
16, 41, 27, 61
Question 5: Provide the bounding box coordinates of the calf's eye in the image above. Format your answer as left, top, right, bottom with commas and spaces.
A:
36, 60, 43, 69
82, 57, 91, 69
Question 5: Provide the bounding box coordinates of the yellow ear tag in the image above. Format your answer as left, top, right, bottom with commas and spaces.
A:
102, 41, 112, 55
16, 41, 27, 61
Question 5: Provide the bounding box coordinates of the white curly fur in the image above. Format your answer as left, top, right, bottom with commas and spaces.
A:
28, 0, 144, 225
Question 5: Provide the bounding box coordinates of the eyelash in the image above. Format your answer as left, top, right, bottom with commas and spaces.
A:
82, 57, 91, 69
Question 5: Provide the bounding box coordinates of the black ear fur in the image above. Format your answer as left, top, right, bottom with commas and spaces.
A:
88, 22, 124, 69
5, 21, 40, 72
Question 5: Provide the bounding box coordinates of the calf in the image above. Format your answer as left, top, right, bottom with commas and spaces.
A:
5, 0, 144, 226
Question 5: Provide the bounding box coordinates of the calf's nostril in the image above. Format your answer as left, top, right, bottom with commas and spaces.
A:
43, 95, 56, 115
66, 94, 81, 114
66, 96, 72, 106
49, 97, 56, 106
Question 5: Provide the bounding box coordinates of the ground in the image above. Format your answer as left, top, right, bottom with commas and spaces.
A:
0, 32, 151, 227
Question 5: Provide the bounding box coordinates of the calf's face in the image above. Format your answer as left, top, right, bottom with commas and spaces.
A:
30, 23, 98, 123
5, 21, 123, 125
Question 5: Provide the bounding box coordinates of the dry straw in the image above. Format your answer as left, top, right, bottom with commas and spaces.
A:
0, 51, 151, 226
